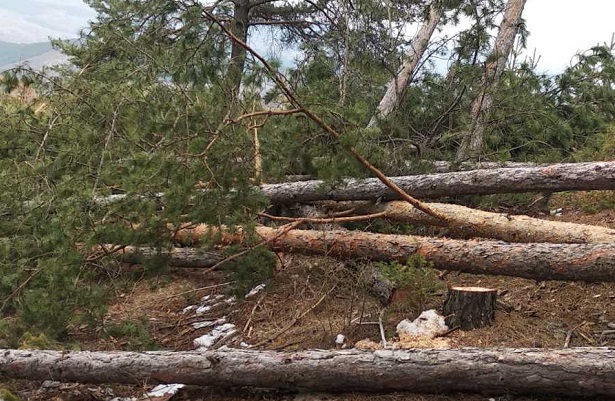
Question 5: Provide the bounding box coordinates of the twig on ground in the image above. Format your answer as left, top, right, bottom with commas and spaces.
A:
146, 282, 234, 304
436, 326, 460, 338
378, 308, 387, 348
243, 294, 266, 334
565, 322, 589, 347
198, 220, 304, 274
258, 211, 386, 224
252, 284, 336, 348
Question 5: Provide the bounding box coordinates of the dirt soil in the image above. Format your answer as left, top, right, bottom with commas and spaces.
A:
5, 200, 615, 401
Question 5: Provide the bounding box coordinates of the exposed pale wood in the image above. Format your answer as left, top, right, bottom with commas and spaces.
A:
262, 161, 615, 204
1, 348, 615, 396
173, 224, 615, 282
322, 200, 615, 244
443, 287, 497, 330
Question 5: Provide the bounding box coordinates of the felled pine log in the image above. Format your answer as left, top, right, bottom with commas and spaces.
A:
90, 244, 223, 268
261, 161, 615, 203
1, 348, 614, 397
319, 200, 615, 244
173, 224, 615, 282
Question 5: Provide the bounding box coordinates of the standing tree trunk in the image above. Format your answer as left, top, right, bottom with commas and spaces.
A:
456, 0, 527, 162
2, 348, 615, 397
367, 2, 444, 128
226, 0, 251, 102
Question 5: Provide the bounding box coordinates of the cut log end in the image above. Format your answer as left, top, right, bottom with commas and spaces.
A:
443, 286, 497, 330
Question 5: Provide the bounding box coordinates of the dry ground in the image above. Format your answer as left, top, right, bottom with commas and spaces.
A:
5, 194, 615, 401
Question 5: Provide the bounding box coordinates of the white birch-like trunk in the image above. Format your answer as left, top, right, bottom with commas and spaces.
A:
367, 3, 443, 128
456, 0, 527, 161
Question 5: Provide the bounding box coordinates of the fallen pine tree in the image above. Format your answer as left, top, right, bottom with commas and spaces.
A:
87, 161, 615, 206
90, 244, 223, 268
428, 160, 540, 173
1, 347, 614, 397
315, 200, 615, 244
171, 224, 615, 282
261, 161, 615, 203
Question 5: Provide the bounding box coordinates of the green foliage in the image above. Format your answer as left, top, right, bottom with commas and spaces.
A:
18, 332, 55, 350
573, 123, 615, 161
552, 191, 615, 214
2, 0, 615, 348
104, 318, 160, 350
220, 247, 276, 297
376, 255, 445, 312
0, 388, 20, 401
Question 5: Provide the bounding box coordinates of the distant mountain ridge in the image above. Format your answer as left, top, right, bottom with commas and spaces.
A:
0, 40, 69, 72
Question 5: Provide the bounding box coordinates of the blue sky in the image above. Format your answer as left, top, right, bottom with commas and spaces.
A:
1, 0, 614, 73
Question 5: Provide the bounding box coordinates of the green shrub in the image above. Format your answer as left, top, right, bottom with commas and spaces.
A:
104, 318, 159, 351
0, 388, 19, 401
220, 246, 276, 297
375, 255, 445, 312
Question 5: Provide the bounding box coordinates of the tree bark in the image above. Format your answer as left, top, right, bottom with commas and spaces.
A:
90, 161, 615, 205
443, 287, 497, 330
91, 245, 223, 268
326, 200, 615, 244
428, 160, 539, 173
226, 0, 251, 101
367, 3, 444, 128
262, 161, 615, 203
173, 224, 615, 282
2, 348, 615, 397
456, 0, 527, 162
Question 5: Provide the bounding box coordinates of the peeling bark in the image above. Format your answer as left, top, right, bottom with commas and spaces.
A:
1, 348, 615, 397
262, 161, 615, 203
173, 224, 615, 282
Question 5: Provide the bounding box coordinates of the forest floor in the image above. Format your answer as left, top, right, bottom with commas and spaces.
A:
6, 192, 615, 401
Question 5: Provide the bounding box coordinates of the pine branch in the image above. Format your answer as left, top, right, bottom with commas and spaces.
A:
201, 9, 450, 224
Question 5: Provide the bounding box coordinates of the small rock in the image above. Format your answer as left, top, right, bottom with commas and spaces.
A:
41, 380, 60, 389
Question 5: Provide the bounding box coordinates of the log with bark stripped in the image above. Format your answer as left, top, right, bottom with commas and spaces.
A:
172, 224, 615, 282
1, 348, 615, 397
320, 200, 615, 244
261, 161, 615, 203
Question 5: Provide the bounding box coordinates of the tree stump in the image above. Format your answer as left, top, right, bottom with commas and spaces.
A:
443, 286, 496, 330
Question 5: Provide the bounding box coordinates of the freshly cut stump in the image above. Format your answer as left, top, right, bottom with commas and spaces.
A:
443, 286, 496, 330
